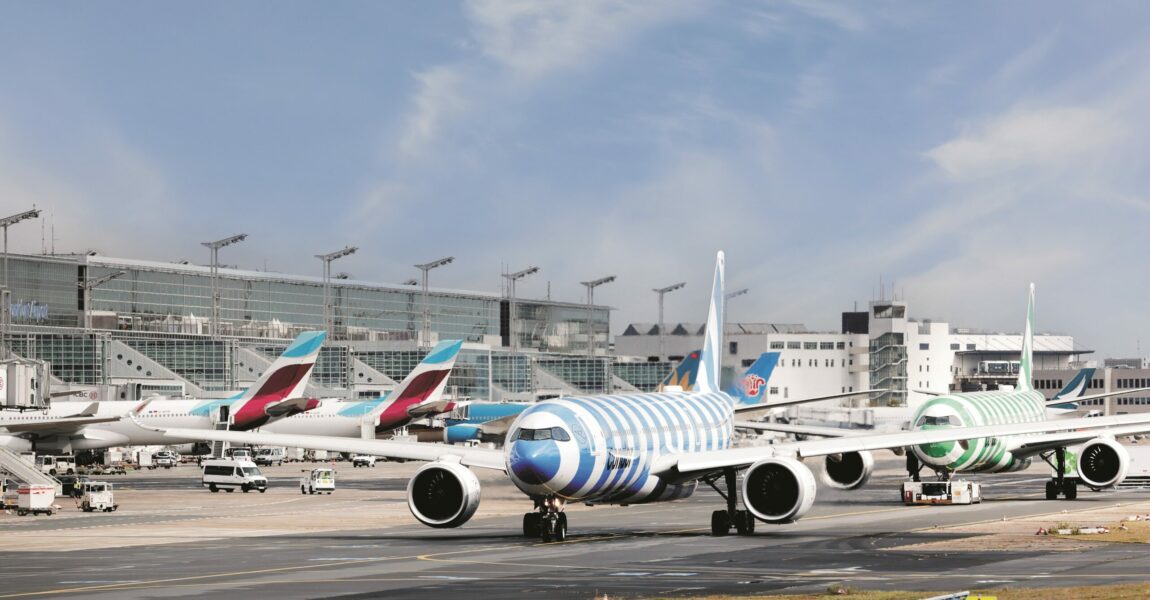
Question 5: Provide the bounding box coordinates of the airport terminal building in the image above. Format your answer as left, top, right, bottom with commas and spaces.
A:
0, 252, 670, 403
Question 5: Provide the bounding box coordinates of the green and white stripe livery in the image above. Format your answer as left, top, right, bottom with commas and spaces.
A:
912, 283, 1043, 473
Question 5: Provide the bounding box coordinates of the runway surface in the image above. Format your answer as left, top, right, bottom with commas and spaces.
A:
3, 459, 1149, 599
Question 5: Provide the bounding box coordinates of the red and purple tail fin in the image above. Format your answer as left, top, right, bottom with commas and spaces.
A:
374, 340, 464, 432
230, 331, 326, 430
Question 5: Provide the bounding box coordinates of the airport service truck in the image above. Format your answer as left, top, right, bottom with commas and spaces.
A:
901, 480, 981, 505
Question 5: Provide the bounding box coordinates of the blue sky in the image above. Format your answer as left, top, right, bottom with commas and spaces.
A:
2, 2, 1148, 358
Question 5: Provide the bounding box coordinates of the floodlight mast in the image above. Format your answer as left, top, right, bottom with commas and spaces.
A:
724, 287, 748, 331
653, 282, 686, 361
79, 270, 127, 330
315, 246, 358, 338
503, 266, 539, 354
581, 275, 615, 357
415, 256, 454, 348
201, 233, 248, 339
1, 208, 41, 359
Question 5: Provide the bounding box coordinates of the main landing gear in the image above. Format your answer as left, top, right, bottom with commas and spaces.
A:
704, 468, 755, 536
1042, 448, 1078, 500
523, 496, 567, 542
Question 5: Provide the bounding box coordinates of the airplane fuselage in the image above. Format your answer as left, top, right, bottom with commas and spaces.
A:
505, 391, 735, 505
912, 389, 1048, 473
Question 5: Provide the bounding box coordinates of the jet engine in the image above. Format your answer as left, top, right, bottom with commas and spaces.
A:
741, 456, 817, 524
1078, 438, 1129, 489
821, 450, 874, 490
406, 461, 481, 528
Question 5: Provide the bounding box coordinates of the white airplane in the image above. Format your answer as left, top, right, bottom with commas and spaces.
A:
257, 340, 464, 438
0, 331, 326, 453
141, 253, 1150, 541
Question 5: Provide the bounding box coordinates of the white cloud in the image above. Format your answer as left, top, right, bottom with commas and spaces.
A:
397, 66, 468, 160
924, 107, 1125, 181
466, 0, 696, 80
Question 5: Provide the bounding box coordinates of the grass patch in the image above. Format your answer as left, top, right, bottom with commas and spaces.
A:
1045, 516, 1150, 543
643, 582, 1150, 599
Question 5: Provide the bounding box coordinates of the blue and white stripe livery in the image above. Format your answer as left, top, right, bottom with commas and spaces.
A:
506, 391, 735, 505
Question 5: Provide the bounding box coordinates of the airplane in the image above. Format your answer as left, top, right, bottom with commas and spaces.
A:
435, 349, 787, 444
256, 340, 464, 439
140, 253, 1150, 541
0, 331, 326, 453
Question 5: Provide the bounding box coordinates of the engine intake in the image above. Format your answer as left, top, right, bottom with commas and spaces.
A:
1078, 438, 1129, 489
407, 461, 481, 528
822, 451, 874, 490
742, 457, 817, 524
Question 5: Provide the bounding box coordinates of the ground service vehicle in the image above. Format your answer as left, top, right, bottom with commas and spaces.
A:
351, 454, 376, 468
16, 484, 56, 516
201, 459, 267, 493
300, 468, 335, 494
37, 455, 76, 476
77, 481, 118, 512
254, 447, 286, 466
153, 450, 178, 469
902, 480, 981, 505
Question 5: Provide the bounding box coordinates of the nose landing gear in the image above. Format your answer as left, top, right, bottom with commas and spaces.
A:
523, 495, 567, 542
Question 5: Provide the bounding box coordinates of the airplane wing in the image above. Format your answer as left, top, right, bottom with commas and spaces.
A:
143, 425, 506, 472
1006, 422, 1150, 458
733, 389, 884, 416
1, 416, 121, 435
1045, 386, 1150, 407
653, 412, 1150, 482
734, 420, 856, 438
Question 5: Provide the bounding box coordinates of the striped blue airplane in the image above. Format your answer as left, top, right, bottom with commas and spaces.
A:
141, 253, 1150, 541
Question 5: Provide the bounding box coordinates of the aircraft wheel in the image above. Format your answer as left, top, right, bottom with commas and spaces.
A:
711, 510, 730, 536
735, 510, 755, 535
553, 515, 567, 542
1045, 480, 1058, 500
522, 513, 540, 537
1063, 480, 1078, 500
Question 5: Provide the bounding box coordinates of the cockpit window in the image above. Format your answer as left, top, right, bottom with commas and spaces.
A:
916, 415, 960, 427
515, 427, 571, 441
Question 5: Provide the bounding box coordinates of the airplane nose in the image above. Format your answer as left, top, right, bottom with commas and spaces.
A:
510, 441, 561, 486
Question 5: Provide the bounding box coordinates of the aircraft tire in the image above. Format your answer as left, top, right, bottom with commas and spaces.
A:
1045, 480, 1058, 500
522, 513, 540, 537
711, 510, 730, 536
554, 516, 567, 542
1063, 480, 1078, 500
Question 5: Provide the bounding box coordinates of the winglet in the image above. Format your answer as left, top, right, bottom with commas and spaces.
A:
695, 252, 725, 394
1017, 283, 1035, 392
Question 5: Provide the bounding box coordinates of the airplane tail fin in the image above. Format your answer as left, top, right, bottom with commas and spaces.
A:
658, 350, 701, 391
369, 340, 463, 431
1017, 283, 1035, 392
229, 331, 326, 428
695, 251, 725, 394
725, 352, 780, 405
1048, 367, 1096, 411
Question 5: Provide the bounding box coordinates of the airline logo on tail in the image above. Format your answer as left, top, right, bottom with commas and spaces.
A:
726, 352, 780, 405
374, 340, 464, 432
230, 331, 326, 430
658, 351, 701, 391
1049, 367, 1096, 411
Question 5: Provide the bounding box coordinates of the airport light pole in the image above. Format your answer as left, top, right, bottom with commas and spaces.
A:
653, 282, 686, 361
415, 256, 454, 348
724, 287, 748, 330
315, 246, 357, 338
1, 209, 41, 360
201, 233, 247, 339
503, 266, 538, 354
79, 270, 127, 330
581, 276, 615, 357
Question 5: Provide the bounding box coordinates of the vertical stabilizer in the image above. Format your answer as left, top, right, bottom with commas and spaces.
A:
1018, 283, 1035, 392
695, 252, 725, 394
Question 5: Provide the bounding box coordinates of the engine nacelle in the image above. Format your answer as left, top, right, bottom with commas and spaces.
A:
742, 456, 817, 524
407, 461, 482, 528
821, 451, 874, 490
1078, 438, 1129, 489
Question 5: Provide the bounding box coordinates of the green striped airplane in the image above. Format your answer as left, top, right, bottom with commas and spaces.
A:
906, 284, 1150, 499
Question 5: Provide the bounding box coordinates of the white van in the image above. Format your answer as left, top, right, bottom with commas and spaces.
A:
201, 459, 268, 493
254, 447, 286, 467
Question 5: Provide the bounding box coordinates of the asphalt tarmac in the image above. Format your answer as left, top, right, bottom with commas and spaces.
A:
2, 457, 1150, 599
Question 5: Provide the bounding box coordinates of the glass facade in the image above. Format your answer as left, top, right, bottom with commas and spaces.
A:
1, 254, 617, 401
